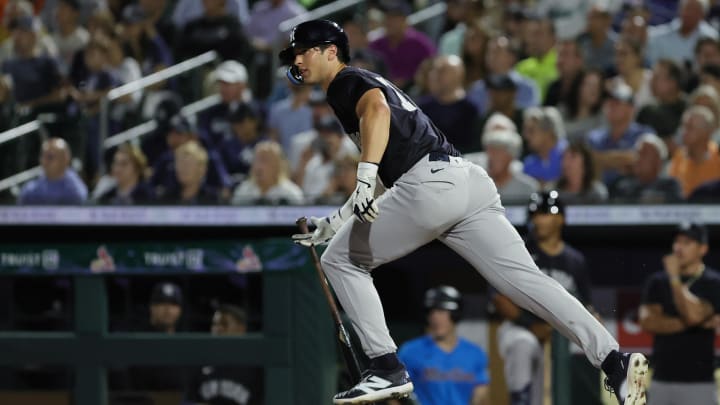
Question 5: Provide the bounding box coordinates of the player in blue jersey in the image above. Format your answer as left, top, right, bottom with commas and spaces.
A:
398, 286, 489, 405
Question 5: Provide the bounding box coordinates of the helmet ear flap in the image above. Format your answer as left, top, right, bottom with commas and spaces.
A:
286, 65, 303, 85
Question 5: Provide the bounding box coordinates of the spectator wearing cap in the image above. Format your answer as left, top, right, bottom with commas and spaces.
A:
150, 114, 232, 198
620, 9, 649, 51
198, 60, 253, 149
18, 137, 88, 205
175, 0, 251, 62
159, 140, 221, 204
515, 16, 558, 101
610, 37, 655, 110
467, 35, 540, 118
646, 0, 718, 67
544, 39, 584, 112
576, 3, 617, 72
120, 3, 174, 78
184, 304, 264, 405
637, 60, 687, 148
51, 0, 88, 75
97, 143, 154, 205
483, 129, 539, 204
611, 133, 683, 203
369, 0, 436, 89
418, 55, 480, 154
129, 281, 187, 391
293, 116, 356, 203
476, 74, 524, 151
639, 222, 720, 405
232, 140, 304, 205
244, 0, 305, 51
668, 105, 720, 197
522, 106, 567, 185
219, 103, 266, 181
587, 81, 655, 187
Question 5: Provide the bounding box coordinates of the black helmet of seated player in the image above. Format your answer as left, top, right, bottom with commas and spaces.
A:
424, 285, 463, 323
527, 190, 565, 218
278, 19, 350, 85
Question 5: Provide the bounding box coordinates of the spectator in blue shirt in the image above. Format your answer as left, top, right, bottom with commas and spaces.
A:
522, 106, 568, 185
18, 138, 88, 205
587, 81, 656, 187
396, 286, 489, 405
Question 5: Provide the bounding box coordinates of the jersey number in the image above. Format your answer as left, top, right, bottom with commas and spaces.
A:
375, 76, 417, 112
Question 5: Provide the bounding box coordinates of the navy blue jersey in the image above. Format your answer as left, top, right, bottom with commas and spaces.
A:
641, 267, 720, 382
326, 67, 459, 186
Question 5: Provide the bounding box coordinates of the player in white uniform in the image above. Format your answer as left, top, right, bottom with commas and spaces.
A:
285, 19, 648, 405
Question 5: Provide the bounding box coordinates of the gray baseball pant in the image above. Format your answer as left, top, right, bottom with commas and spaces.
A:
321, 154, 618, 368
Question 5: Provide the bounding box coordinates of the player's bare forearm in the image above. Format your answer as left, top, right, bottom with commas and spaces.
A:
356, 88, 391, 164
670, 282, 713, 326
639, 304, 686, 334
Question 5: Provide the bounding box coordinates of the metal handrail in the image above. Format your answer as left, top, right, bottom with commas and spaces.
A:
0, 165, 42, 193
0, 120, 40, 147
106, 51, 219, 101
2, 92, 223, 195
103, 94, 221, 149
99, 51, 220, 173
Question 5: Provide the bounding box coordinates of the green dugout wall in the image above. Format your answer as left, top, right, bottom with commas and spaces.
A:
0, 239, 338, 405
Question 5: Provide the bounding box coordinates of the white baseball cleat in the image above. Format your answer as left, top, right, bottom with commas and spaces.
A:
333, 367, 414, 404
602, 351, 649, 405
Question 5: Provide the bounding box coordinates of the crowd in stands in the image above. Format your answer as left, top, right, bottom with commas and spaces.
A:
2, 0, 720, 206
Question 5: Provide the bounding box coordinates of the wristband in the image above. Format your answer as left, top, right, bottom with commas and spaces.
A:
670, 276, 682, 287
357, 161, 378, 179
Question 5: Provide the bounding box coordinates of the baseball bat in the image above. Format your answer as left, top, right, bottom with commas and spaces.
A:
296, 217, 363, 384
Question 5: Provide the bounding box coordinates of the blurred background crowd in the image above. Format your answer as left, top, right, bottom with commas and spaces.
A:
2, 0, 720, 207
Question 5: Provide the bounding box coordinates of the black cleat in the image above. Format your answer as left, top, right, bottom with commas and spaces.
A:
602, 351, 649, 405
333, 366, 414, 404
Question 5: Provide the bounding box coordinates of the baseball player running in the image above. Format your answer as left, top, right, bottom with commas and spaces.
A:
285, 19, 647, 405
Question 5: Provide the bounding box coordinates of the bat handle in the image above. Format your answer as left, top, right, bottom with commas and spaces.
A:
296, 217, 310, 234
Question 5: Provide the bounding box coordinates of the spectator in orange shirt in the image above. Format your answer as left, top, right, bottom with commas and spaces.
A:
668, 105, 720, 197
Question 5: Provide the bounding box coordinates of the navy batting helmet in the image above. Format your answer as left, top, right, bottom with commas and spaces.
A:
527, 190, 565, 218
424, 285, 463, 322
278, 19, 350, 85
